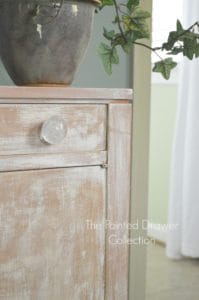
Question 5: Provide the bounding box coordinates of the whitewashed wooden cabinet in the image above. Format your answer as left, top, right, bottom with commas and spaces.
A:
0, 88, 132, 300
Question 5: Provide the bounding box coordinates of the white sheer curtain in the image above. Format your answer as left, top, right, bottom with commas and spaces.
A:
166, 0, 199, 259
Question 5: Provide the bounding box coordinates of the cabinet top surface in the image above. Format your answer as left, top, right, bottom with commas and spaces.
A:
0, 87, 133, 101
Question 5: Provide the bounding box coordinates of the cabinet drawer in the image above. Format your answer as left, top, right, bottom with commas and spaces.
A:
0, 104, 107, 155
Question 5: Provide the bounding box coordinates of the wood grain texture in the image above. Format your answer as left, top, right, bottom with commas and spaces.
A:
0, 104, 106, 155
0, 166, 106, 300
0, 151, 107, 172
0, 87, 133, 101
106, 104, 132, 300
0, 99, 131, 104
0, 88, 133, 299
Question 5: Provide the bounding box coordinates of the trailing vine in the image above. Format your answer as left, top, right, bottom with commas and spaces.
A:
29, 0, 199, 79
98, 0, 199, 79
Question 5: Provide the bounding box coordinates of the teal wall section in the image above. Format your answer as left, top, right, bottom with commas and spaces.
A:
0, 61, 13, 85
73, 7, 132, 88
148, 83, 178, 225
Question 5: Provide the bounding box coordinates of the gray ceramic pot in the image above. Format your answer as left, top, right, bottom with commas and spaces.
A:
0, 0, 99, 86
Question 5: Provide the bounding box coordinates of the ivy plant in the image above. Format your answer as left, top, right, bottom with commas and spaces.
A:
97, 0, 199, 79
28, 0, 199, 79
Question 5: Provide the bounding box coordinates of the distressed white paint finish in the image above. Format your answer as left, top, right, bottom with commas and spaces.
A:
0, 167, 106, 300
0, 151, 107, 172
106, 104, 132, 300
0, 104, 107, 155
0, 99, 131, 104
36, 24, 43, 39
0, 87, 133, 101
0, 88, 133, 299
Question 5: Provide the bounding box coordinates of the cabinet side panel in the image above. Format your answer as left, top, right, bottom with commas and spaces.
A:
106, 104, 132, 300
0, 167, 106, 300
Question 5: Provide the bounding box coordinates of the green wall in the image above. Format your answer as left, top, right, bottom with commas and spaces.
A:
0, 61, 13, 85
73, 7, 132, 88
148, 83, 178, 225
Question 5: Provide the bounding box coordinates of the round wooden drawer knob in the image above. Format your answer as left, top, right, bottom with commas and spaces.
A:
40, 116, 67, 145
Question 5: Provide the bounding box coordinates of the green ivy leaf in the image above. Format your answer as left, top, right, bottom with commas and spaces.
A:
183, 37, 197, 59
122, 15, 150, 38
111, 33, 125, 47
183, 31, 199, 39
127, 0, 140, 11
153, 58, 177, 80
162, 31, 179, 50
127, 0, 133, 11
132, 9, 151, 19
111, 48, 119, 64
121, 42, 131, 53
103, 28, 115, 40
196, 44, 199, 58
128, 30, 149, 42
98, 43, 119, 75
100, 0, 114, 8
162, 19, 199, 62
168, 47, 183, 55
176, 19, 183, 32
162, 20, 184, 51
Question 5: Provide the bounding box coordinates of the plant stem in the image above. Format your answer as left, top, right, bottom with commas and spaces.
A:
133, 22, 199, 51
134, 42, 163, 60
112, 0, 162, 56
134, 41, 159, 51
112, 0, 126, 42
133, 21, 199, 60
178, 21, 199, 39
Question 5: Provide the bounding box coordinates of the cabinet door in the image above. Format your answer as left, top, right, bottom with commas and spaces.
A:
0, 166, 106, 300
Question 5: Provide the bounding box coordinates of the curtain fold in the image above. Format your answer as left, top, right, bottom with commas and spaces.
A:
166, 0, 199, 259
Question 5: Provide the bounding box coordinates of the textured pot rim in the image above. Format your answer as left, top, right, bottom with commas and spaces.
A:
90, 0, 102, 4
0, 0, 102, 6
80, 0, 102, 6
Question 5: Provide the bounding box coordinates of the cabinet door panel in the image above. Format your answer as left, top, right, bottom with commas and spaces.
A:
0, 167, 106, 300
